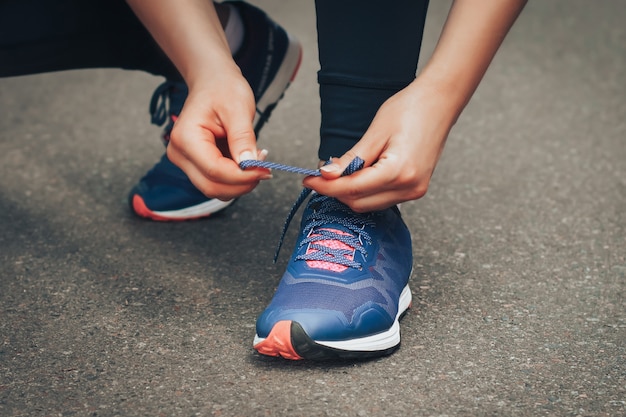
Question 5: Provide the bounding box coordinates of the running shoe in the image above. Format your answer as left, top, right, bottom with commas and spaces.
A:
254, 192, 413, 361
129, 1, 302, 221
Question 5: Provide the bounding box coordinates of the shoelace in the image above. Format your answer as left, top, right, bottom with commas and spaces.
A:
239, 160, 321, 177
149, 81, 187, 127
240, 158, 371, 267
295, 193, 374, 270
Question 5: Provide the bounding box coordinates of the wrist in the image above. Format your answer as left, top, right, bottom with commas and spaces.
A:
408, 72, 468, 127
184, 54, 241, 92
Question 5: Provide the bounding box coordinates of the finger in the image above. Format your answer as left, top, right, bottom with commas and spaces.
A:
304, 163, 389, 202
169, 146, 262, 200
167, 127, 267, 187
305, 150, 402, 197
318, 125, 388, 180
308, 156, 429, 212
219, 97, 258, 164
230, 126, 258, 163
307, 164, 414, 212
340, 189, 412, 213
307, 171, 406, 212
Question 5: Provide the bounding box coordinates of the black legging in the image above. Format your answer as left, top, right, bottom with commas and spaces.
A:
0, 0, 429, 160
315, 0, 429, 159
0, 0, 180, 79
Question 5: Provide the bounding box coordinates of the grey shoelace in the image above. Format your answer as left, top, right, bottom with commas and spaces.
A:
239, 159, 322, 177
240, 158, 365, 262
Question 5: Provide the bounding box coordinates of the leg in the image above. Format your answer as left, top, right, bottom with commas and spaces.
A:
0, 0, 179, 79
253, 0, 430, 360
316, 0, 429, 160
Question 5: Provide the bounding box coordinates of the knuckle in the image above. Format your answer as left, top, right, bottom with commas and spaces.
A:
394, 166, 419, 186
203, 165, 220, 180
342, 149, 359, 162
167, 127, 183, 148
348, 200, 369, 213
213, 184, 256, 202
344, 184, 363, 199
165, 145, 185, 168
390, 166, 430, 200
198, 184, 232, 201
409, 183, 429, 200
228, 127, 255, 143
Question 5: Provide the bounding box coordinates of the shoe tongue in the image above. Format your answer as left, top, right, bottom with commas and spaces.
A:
305, 227, 355, 273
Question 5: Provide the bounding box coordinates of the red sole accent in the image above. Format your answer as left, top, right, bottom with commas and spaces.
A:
254, 320, 302, 360
291, 46, 303, 82
131, 195, 211, 222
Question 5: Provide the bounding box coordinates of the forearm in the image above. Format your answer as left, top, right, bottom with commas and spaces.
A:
417, 0, 527, 122
125, 0, 237, 88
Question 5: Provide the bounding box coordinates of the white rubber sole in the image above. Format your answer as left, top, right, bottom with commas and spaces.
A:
310, 285, 411, 352
148, 198, 235, 220
253, 285, 412, 353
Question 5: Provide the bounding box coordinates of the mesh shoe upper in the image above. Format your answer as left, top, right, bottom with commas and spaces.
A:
130, 154, 210, 212
256, 194, 413, 343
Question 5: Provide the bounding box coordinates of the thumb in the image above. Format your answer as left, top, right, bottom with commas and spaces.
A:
318, 137, 382, 180
318, 152, 365, 179
229, 125, 258, 164
223, 106, 258, 163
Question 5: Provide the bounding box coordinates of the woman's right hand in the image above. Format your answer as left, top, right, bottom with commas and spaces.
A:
126, 0, 271, 202
166, 66, 270, 202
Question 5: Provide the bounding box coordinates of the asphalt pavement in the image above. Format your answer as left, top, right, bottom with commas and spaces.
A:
1, 1, 624, 416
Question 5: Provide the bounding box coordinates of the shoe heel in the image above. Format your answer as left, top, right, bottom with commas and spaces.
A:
255, 34, 303, 121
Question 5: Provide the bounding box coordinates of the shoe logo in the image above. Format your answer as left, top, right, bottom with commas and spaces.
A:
258, 27, 275, 95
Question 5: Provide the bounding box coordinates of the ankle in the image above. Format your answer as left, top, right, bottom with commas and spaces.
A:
215, 2, 244, 55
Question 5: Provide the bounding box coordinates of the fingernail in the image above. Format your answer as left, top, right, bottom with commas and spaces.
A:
320, 164, 339, 173
239, 151, 255, 161
260, 174, 273, 180
259, 149, 269, 161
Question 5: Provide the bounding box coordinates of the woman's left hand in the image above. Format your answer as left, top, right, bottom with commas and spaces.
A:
304, 79, 457, 213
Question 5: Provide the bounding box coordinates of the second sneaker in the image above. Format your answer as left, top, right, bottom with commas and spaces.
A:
129, 1, 302, 221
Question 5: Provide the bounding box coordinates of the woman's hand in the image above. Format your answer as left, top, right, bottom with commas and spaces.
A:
304, 79, 455, 212
166, 68, 270, 202
126, 0, 270, 201
305, 0, 527, 212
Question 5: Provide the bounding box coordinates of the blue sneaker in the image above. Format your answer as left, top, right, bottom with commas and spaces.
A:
254, 193, 413, 360
129, 1, 302, 221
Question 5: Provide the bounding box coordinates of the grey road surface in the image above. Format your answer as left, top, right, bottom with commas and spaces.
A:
1, 1, 624, 416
